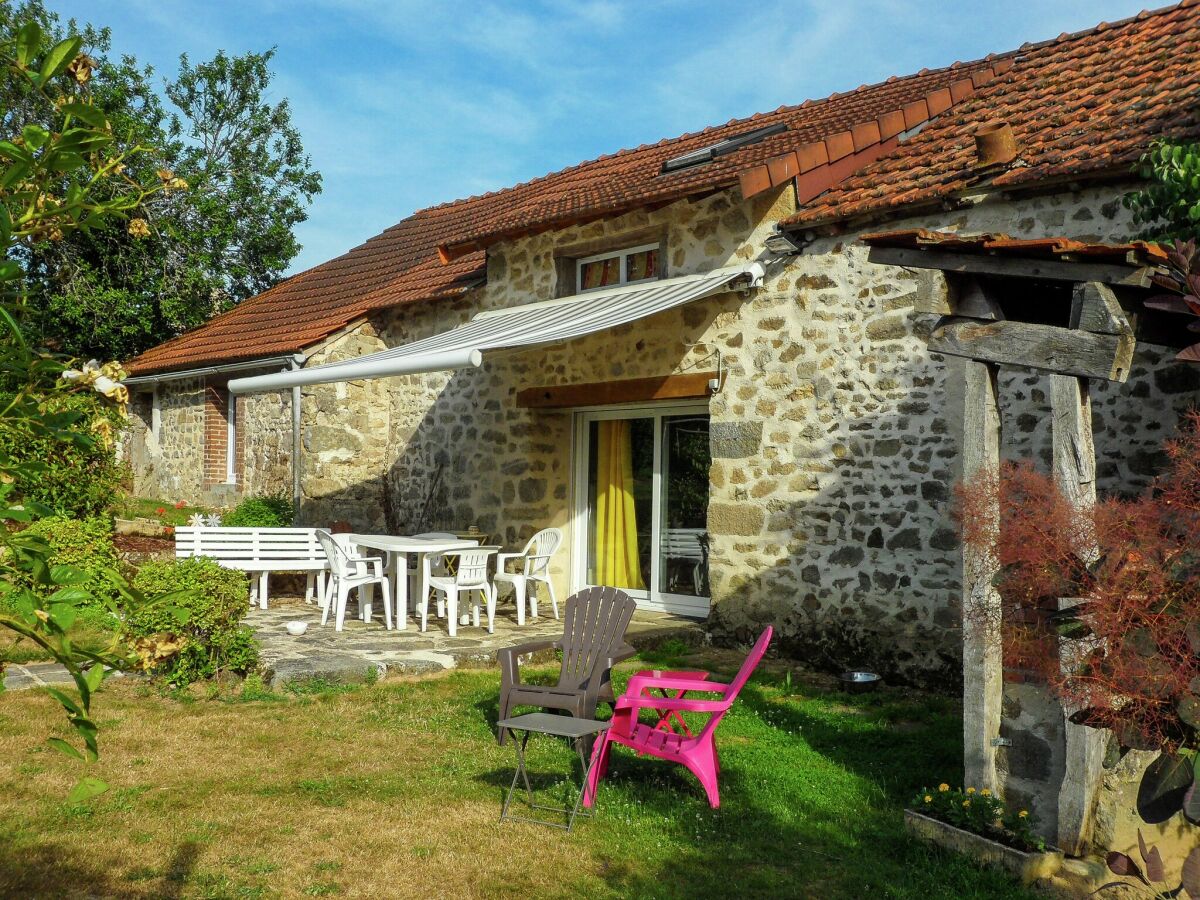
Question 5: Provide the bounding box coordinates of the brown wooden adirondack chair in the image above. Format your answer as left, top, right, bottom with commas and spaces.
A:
496, 586, 638, 743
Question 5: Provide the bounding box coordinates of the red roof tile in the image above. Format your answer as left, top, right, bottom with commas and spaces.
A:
784, 1, 1200, 230
126, 207, 485, 375
434, 58, 1007, 262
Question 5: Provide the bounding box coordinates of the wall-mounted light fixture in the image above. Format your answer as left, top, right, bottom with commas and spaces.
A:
764, 230, 804, 256
683, 341, 724, 393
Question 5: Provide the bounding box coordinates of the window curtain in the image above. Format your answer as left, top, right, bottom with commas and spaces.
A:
594, 419, 645, 590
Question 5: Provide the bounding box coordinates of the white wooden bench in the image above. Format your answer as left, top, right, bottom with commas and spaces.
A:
174, 527, 329, 609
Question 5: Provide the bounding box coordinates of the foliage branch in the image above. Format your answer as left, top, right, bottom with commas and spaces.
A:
0, 17, 185, 801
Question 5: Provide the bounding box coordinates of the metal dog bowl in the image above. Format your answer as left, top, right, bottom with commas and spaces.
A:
839, 670, 881, 693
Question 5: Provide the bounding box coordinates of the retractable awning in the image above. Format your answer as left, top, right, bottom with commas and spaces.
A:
229, 261, 763, 394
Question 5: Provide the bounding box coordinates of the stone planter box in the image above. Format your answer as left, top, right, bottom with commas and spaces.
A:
904, 809, 1063, 885
114, 517, 170, 537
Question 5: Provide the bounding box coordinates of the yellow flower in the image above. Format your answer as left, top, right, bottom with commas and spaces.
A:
167, 176, 189, 191
938, 783, 950, 793
924, 795, 932, 804
980, 788, 991, 797
966, 787, 976, 795
962, 800, 971, 808
66, 53, 96, 85
1018, 810, 1028, 819
127, 218, 150, 238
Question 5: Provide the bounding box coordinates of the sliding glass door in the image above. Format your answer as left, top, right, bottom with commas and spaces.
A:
574, 404, 711, 617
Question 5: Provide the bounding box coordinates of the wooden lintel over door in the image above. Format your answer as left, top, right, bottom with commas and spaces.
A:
516, 372, 717, 409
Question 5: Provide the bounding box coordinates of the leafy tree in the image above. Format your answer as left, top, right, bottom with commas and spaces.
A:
4, 0, 320, 361
165, 49, 321, 304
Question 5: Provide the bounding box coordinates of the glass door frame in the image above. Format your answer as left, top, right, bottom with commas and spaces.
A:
570, 400, 711, 618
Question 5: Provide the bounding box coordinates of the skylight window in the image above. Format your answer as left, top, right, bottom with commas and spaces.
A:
660, 122, 787, 174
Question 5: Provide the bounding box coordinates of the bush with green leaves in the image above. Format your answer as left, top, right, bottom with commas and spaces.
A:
223, 490, 293, 528
126, 557, 256, 685
0, 386, 124, 516
7, 516, 120, 615
1126, 139, 1200, 244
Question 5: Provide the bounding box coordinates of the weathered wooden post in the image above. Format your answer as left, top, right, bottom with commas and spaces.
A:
962, 359, 1002, 792
1050, 371, 1106, 855
864, 235, 1160, 849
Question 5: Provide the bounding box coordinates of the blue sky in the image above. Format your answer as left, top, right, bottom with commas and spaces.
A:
56, 1, 1148, 275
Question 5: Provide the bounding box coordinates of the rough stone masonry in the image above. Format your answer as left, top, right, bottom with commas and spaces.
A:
126, 180, 1198, 690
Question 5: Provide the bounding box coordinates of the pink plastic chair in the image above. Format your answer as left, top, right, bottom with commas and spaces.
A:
583, 626, 773, 810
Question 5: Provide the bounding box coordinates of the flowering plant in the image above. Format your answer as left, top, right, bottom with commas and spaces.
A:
912, 783, 1045, 853
60, 359, 129, 414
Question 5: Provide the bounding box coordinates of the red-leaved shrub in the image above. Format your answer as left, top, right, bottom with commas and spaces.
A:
958, 410, 1200, 754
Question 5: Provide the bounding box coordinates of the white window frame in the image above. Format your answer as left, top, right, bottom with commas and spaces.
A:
225, 392, 237, 484
570, 400, 710, 618
575, 242, 660, 294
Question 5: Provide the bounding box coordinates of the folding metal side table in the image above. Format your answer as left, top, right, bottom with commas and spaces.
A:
496, 713, 610, 832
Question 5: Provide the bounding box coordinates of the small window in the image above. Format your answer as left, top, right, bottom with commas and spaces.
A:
660, 122, 787, 174
577, 243, 660, 293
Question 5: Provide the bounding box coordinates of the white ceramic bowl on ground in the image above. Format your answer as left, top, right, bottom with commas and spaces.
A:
286, 621, 308, 636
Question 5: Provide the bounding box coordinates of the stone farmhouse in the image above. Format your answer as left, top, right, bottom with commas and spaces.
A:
124, 0, 1200, 705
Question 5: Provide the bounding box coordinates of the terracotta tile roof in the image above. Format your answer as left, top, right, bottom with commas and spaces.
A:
434, 57, 1009, 262
783, 1, 1200, 230
125, 206, 485, 375
860, 228, 1171, 266
126, 55, 1005, 375
128, 1, 1198, 376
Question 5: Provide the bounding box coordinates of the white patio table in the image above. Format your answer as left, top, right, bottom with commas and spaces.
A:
348, 534, 478, 630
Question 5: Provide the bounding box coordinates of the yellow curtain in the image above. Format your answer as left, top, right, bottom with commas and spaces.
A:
594, 420, 645, 590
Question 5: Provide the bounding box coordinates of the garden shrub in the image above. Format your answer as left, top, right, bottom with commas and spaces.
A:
0, 388, 124, 517
126, 558, 257, 686
223, 490, 293, 528
6, 516, 122, 620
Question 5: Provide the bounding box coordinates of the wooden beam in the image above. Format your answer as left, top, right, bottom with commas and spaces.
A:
516, 372, 716, 409
1071, 282, 1131, 334
963, 360, 1002, 794
866, 246, 1156, 288
1050, 374, 1106, 855
927, 317, 1135, 382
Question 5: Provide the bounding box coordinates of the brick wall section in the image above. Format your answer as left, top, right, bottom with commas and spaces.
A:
202, 379, 242, 486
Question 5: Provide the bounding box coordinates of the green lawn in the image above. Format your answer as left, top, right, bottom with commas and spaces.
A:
0, 611, 116, 665
0, 646, 1037, 899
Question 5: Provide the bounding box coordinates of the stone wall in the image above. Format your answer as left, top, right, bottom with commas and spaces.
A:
241, 387, 295, 500
299, 325, 393, 529
287, 180, 1198, 686
125, 377, 294, 508
126, 378, 205, 503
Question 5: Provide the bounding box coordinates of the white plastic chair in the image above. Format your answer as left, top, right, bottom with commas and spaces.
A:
425, 546, 498, 636
316, 529, 393, 632
494, 528, 562, 624
411, 531, 464, 619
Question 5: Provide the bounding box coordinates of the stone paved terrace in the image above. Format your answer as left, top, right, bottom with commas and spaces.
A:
250, 594, 703, 688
